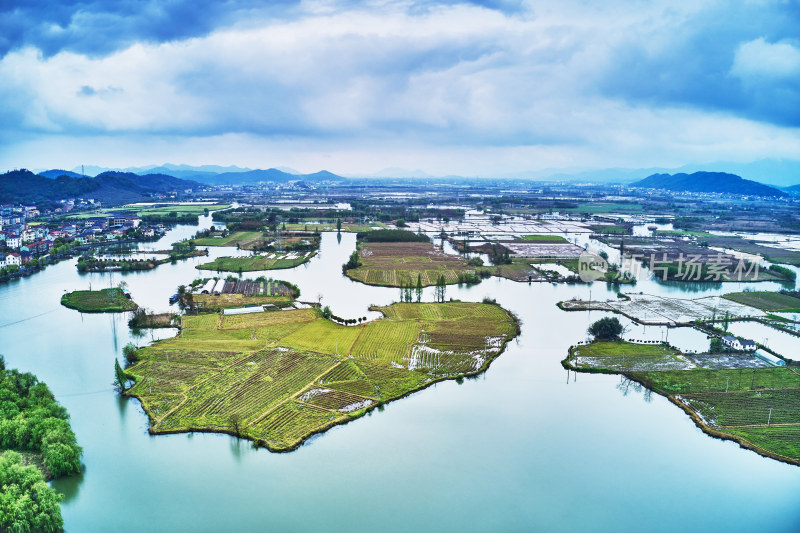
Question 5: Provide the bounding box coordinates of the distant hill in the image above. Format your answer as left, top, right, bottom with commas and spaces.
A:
0, 169, 201, 208
39, 169, 84, 179
194, 168, 345, 185
631, 171, 787, 197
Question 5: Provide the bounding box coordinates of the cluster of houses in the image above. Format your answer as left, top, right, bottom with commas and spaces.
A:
1, 206, 165, 271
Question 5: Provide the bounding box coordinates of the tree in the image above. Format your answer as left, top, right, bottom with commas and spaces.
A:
122, 343, 139, 365
336, 218, 342, 232
229, 414, 242, 436
587, 317, 623, 340
342, 251, 362, 272
416, 274, 423, 303
435, 275, 447, 302
113, 358, 129, 392
0, 451, 64, 533
709, 337, 723, 353
722, 311, 730, 332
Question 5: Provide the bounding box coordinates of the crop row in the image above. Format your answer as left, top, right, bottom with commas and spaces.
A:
166, 349, 336, 426
221, 308, 317, 329
350, 320, 419, 363
249, 401, 338, 449
683, 389, 800, 427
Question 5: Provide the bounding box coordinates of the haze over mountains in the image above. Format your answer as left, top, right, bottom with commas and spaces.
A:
4, 158, 797, 209
55, 157, 800, 187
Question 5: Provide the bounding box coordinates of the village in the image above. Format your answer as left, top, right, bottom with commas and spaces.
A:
0, 203, 167, 278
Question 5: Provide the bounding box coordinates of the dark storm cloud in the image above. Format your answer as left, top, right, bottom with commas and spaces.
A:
0, 0, 299, 58
0, 0, 522, 58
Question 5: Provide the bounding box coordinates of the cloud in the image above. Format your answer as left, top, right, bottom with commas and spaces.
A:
731, 38, 800, 80
595, 1, 800, 127
0, 0, 523, 59
0, 0, 799, 174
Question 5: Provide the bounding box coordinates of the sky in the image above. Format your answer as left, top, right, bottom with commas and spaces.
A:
0, 0, 799, 176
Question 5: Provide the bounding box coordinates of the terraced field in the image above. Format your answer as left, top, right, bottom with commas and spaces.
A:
345, 242, 476, 287
564, 340, 800, 465
126, 302, 519, 451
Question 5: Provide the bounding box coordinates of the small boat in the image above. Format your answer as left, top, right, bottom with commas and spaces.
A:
647, 225, 658, 231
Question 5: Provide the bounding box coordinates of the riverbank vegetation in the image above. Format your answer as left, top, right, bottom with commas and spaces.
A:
124, 302, 519, 451
77, 245, 207, 273
0, 451, 65, 532
60, 287, 138, 313
563, 341, 800, 465
0, 357, 83, 532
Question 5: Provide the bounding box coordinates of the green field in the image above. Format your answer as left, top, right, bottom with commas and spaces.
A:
126, 302, 518, 451
60, 288, 138, 312
656, 230, 714, 238
135, 204, 230, 216
192, 231, 264, 247
520, 235, 568, 243
283, 222, 386, 232
564, 202, 644, 214
722, 291, 800, 312
66, 203, 229, 219
565, 340, 800, 464
196, 252, 315, 272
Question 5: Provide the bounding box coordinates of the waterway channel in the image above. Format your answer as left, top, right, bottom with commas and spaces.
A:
0, 214, 798, 532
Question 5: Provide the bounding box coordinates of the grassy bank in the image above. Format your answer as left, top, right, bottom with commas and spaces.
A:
61, 288, 138, 312
563, 340, 800, 466
125, 302, 519, 452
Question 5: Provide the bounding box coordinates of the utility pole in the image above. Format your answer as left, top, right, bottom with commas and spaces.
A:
768, 407, 773, 426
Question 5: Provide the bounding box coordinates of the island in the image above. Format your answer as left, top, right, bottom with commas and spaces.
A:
60, 287, 138, 313
123, 301, 519, 451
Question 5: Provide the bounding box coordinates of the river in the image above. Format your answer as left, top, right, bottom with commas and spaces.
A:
0, 215, 798, 532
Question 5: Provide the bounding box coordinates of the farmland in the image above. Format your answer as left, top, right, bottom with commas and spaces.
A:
66, 203, 230, 219
345, 242, 477, 287
520, 235, 569, 243
564, 340, 800, 465
60, 287, 138, 312
722, 291, 800, 312
192, 231, 265, 248
196, 251, 316, 272
125, 302, 519, 451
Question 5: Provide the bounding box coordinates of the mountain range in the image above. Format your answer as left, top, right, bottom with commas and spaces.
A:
1, 170, 201, 207
631, 172, 787, 197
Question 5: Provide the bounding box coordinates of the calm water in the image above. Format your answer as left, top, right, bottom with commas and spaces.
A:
1, 216, 798, 532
